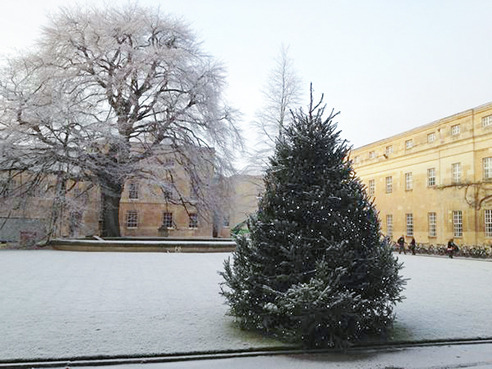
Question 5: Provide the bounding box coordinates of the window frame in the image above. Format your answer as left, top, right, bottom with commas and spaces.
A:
452, 162, 461, 184
386, 214, 393, 238
483, 157, 492, 180
406, 213, 414, 237
485, 209, 492, 237
128, 182, 139, 200
368, 179, 375, 196
162, 212, 173, 228
451, 124, 461, 136
427, 167, 436, 187
427, 132, 436, 143
189, 213, 198, 229
482, 115, 492, 128
428, 212, 437, 237
453, 210, 463, 238
405, 172, 413, 191
385, 176, 393, 193
405, 139, 413, 150
126, 210, 138, 228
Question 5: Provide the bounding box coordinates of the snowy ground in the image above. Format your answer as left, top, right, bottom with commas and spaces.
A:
74, 343, 492, 369
0, 251, 491, 362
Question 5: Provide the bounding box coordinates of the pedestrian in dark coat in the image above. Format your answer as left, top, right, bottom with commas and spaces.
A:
447, 239, 459, 258
410, 237, 416, 255
397, 235, 406, 254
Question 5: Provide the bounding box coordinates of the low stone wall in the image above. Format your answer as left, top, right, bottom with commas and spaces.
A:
50, 238, 236, 253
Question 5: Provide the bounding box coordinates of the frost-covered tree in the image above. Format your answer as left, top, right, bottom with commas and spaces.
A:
0, 4, 240, 237
249, 45, 302, 171
221, 88, 405, 348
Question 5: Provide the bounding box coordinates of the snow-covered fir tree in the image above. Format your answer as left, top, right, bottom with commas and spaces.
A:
221, 89, 405, 348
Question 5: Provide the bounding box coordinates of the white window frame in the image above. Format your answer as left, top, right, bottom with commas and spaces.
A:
386, 214, 393, 238
368, 179, 375, 196
483, 157, 492, 180
485, 209, 492, 237
427, 132, 436, 143
386, 145, 393, 155
128, 182, 139, 200
405, 139, 413, 150
405, 172, 413, 191
406, 213, 414, 237
427, 168, 436, 187
452, 163, 461, 184
451, 124, 460, 135
189, 213, 198, 229
162, 212, 173, 228
385, 176, 393, 193
482, 115, 492, 128
428, 212, 437, 237
453, 210, 463, 238
126, 210, 138, 228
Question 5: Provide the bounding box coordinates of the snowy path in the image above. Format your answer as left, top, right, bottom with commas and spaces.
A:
0, 251, 491, 361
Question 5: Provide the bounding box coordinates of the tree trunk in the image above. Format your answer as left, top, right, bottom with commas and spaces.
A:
100, 180, 123, 238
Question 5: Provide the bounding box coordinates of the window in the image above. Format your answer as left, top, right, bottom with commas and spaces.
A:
452, 163, 461, 184
405, 172, 413, 191
485, 210, 492, 237
453, 210, 463, 238
483, 115, 492, 128
126, 210, 138, 228
385, 145, 393, 155
128, 182, 139, 199
385, 176, 393, 193
386, 214, 393, 238
368, 151, 376, 159
406, 213, 413, 237
451, 124, 460, 135
353, 156, 360, 164
427, 132, 436, 143
427, 168, 436, 187
162, 212, 173, 228
189, 213, 198, 229
223, 216, 230, 228
405, 139, 413, 149
368, 179, 375, 196
483, 157, 492, 180
428, 212, 437, 237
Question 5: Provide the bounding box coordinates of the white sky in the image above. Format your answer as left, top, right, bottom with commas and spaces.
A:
1, 0, 491, 152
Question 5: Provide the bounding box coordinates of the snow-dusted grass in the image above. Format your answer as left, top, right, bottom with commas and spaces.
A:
0, 251, 491, 361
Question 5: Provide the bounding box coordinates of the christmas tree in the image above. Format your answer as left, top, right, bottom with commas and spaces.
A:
220, 89, 405, 348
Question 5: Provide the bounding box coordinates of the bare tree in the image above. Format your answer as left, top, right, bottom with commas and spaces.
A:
0, 4, 241, 237
249, 45, 303, 170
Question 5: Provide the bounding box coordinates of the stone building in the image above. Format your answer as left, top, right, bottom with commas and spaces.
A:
0, 147, 237, 241
351, 102, 492, 247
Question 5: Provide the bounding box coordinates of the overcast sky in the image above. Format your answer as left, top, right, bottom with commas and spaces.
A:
1, 0, 491, 154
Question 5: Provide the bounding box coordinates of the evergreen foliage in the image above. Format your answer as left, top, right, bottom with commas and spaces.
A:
220, 90, 405, 348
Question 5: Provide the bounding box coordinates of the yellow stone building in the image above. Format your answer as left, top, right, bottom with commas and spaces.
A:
351, 102, 492, 247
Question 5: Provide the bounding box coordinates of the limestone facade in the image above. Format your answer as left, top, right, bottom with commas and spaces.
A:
351, 102, 492, 246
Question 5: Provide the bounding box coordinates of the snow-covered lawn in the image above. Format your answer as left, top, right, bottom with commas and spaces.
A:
0, 251, 491, 361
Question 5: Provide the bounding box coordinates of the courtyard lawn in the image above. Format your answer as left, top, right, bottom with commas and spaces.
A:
0, 250, 491, 361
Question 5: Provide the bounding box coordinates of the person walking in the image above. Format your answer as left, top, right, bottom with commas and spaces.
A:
410, 237, 416, 255
447, 239, 459, 258
397, 235, 406, 254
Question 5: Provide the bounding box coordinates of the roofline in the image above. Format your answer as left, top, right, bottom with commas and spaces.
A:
352, 101, 492, 151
